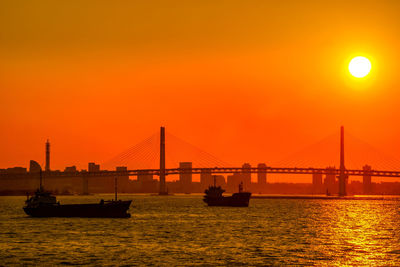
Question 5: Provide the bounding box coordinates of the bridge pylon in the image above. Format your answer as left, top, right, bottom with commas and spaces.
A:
159, 126, 167, 195
338, 126, 347, 196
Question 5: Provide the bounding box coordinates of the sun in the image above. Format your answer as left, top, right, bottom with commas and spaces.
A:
348, 56, 371, 78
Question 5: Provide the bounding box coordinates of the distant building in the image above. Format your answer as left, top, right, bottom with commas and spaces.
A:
200, 168, 213, 190
363, 165, 372, 194
227, 173, 243, 193
242, 163, 252, 190
88, 162, 100, 172
87, 162, 114, 193
64, 166, 77, 172
116, 166, 127, 172
29, 160, 42, 173
137, 170, 153, 183
179, 162, 192, 193
214, 175, 226, 188
115, 166, 131, 193
257, 163, 267, 185
137, 170, 157, 193
324, 167, 337, 195
6, 167, 27, 174
312, 172, 323, 194
0, 166, 31, 193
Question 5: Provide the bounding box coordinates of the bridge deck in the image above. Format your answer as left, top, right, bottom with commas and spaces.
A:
2, 167, 400, 178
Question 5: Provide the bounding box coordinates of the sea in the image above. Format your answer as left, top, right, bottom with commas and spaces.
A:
1, 194, 400, 266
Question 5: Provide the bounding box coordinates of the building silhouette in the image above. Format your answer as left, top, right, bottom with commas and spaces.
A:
312, 172, 323, 194
64, 166, 77, 172
214, 175, 227, 188
242, 163, 251, 190
257, 163, 267, 185
88, 162, 100, 172
200, 168, 213, 190
363, 165, 372, 194
324, 167, 337, 195
29, 160, 41, 173
179, 162, 192, 193
137, 170, 157, 193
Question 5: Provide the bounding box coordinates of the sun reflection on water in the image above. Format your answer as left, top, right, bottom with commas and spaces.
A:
0, 196, 399, 265
309, 201, 400, 265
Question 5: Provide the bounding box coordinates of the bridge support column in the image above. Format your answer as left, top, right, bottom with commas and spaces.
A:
338, 126, 347, 196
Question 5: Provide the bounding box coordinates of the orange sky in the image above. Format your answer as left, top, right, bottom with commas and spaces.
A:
1, 1, 400, 182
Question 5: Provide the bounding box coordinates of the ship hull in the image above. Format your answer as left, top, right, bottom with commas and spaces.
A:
23, 200, 132, 218
204, 192, 251, 207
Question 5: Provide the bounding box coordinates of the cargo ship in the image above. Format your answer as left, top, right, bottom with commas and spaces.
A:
24, 188, 132, 218
23, 162, 132, 218
203, 180, 251, 207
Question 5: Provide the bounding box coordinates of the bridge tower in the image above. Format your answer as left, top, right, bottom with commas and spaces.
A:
159, 126, 167, 194
338, 126, 347, 196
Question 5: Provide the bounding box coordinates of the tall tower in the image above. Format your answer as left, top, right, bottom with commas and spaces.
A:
45, 139, 50, 171
338, 126, 347, 196
159, 126, 167, 194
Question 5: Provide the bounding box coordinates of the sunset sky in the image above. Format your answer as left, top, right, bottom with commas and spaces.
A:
1, 0, 400, 178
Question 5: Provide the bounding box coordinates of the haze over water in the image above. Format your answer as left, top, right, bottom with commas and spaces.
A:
1, 195, 400, 266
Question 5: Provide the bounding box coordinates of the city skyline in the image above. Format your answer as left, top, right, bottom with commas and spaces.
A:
3, 125, 400, 184
2, 126, 400, 196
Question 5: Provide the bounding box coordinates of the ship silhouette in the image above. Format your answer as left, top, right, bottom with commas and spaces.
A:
23, 161, 131, 218
203, 178, 251, 207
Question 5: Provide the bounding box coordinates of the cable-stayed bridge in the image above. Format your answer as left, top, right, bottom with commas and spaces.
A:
86, 126, 400, 196
2, 126, 400, 196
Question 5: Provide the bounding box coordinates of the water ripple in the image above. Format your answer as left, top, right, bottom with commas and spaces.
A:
0, 195, 400, 265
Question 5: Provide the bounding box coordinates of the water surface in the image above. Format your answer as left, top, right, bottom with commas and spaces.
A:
1, 195, 400, 265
